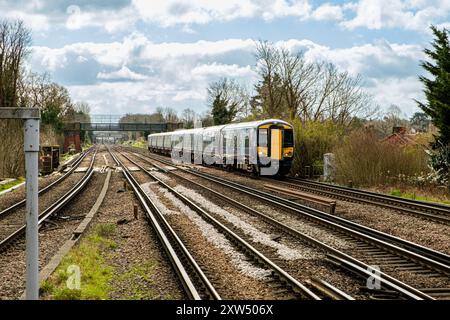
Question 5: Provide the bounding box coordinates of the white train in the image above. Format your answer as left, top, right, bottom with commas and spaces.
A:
148, 119, 294, 176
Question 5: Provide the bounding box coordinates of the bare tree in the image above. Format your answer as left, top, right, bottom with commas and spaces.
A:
252, 41, 375, 126
0, 20, 31, 177
279, 48, 318, 121
181, 108, 197, 128
321, 67, 374, 126
208, 78, 248, 124
254, 41, 285, 118
0, 20, 31, 108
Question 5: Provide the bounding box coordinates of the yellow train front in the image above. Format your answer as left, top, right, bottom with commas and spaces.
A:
148, 119, 294, 176
255, 120, 294, 176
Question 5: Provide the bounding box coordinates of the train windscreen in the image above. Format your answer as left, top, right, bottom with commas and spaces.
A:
283, 129, 294, 147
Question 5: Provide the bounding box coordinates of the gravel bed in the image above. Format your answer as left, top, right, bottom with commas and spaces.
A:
334, 201, 450, 255
147, 169, 367, 299
0, 172, 106, 299
120, 150, 450, 297
132, 172, 284, 299
184, 166, 450, 256
171, 170, 450, 292
174, 170, 356, 251
168, 175, 367, 298
174, 184, 312, 261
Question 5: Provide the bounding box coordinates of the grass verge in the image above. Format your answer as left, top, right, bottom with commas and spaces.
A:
41, 223, 117, 300
389, 188, 450, 205
123, 139, 146, 149
0, 177, 25, 193
41, 222, 167, 300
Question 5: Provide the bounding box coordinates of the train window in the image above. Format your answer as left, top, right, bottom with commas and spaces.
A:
283, 129, 294, 147
258, 129, 268, 147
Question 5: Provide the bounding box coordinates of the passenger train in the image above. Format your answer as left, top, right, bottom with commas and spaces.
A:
148, 119, 294, 176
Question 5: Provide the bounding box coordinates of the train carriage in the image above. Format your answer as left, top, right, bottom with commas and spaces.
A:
148, 119, 294, 176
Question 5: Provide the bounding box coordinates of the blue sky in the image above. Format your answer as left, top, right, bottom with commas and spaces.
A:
1, 0, 450, 117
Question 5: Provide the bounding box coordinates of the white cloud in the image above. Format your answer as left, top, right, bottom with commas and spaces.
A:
139, 38, 255, 60
311, 3, 344, 21
132, 0, 311, 27
341, 0, 450, 31
30, 34, 426, 116
1, 0, 449, 33
366, 76, 424, 115
64, 4, 135, 33
97, 66, 149, 81
173, 91, 205, 102
191, 63, 255, 78
2, 10, 49, 31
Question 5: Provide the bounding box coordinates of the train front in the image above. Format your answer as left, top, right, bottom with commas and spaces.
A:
257, 120, 294, 176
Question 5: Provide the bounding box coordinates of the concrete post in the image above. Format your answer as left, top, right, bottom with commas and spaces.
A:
323, 153, 335, 182
24, 118, 40, 300
0, 108, 40, 300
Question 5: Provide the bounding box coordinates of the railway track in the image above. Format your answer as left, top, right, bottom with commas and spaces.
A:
281, 177, 450, 224
109, 148, 213, 300
118, 149, 427, 300
112, 148, 349, 300
128, 148, 450, 299
0, 148, 91, 220
0, 148, 97, 252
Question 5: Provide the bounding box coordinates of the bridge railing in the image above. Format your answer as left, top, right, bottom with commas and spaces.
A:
63, 122, 183, 132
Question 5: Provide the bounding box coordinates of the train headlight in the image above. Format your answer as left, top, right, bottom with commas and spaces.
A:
283, 147, 293, 158
257, 147, 268, 157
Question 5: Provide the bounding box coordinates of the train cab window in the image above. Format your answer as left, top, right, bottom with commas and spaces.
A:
283, 129, 294, 147
258, 129, 268, 147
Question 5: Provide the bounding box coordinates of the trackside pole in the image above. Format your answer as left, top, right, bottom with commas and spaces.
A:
0, 108, 40, 300
24, 118, 40, 300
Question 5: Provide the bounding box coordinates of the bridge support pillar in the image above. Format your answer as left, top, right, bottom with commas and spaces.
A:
64, 132, 81, 153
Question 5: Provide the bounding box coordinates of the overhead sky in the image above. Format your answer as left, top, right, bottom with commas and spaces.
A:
2, 0, 450, 117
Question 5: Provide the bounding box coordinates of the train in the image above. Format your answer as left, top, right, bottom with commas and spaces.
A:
148, 119, 294, 176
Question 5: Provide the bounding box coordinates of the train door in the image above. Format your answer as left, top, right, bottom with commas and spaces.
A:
270, 127, 282, 161
258, 124, 284, 170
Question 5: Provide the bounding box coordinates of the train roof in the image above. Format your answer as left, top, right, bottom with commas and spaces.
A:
222, 119, 292, 130
148, 119, 292, 137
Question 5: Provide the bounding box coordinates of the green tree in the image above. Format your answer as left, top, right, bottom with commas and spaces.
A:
417, 25, 450, 186
211, 93, 231, 125
251, 73, 287, 119
417, 26, 450, 144
410, 112, 430, 132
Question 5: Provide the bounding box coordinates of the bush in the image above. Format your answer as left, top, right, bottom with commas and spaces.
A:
290, 120, 343, 177
429, 141, 450, 188
333, 128, 430, 187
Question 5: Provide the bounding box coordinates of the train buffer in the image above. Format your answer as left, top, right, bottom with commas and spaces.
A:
264, 183, 336, 214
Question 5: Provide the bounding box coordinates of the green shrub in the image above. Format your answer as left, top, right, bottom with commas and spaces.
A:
290, 120, 343, 177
